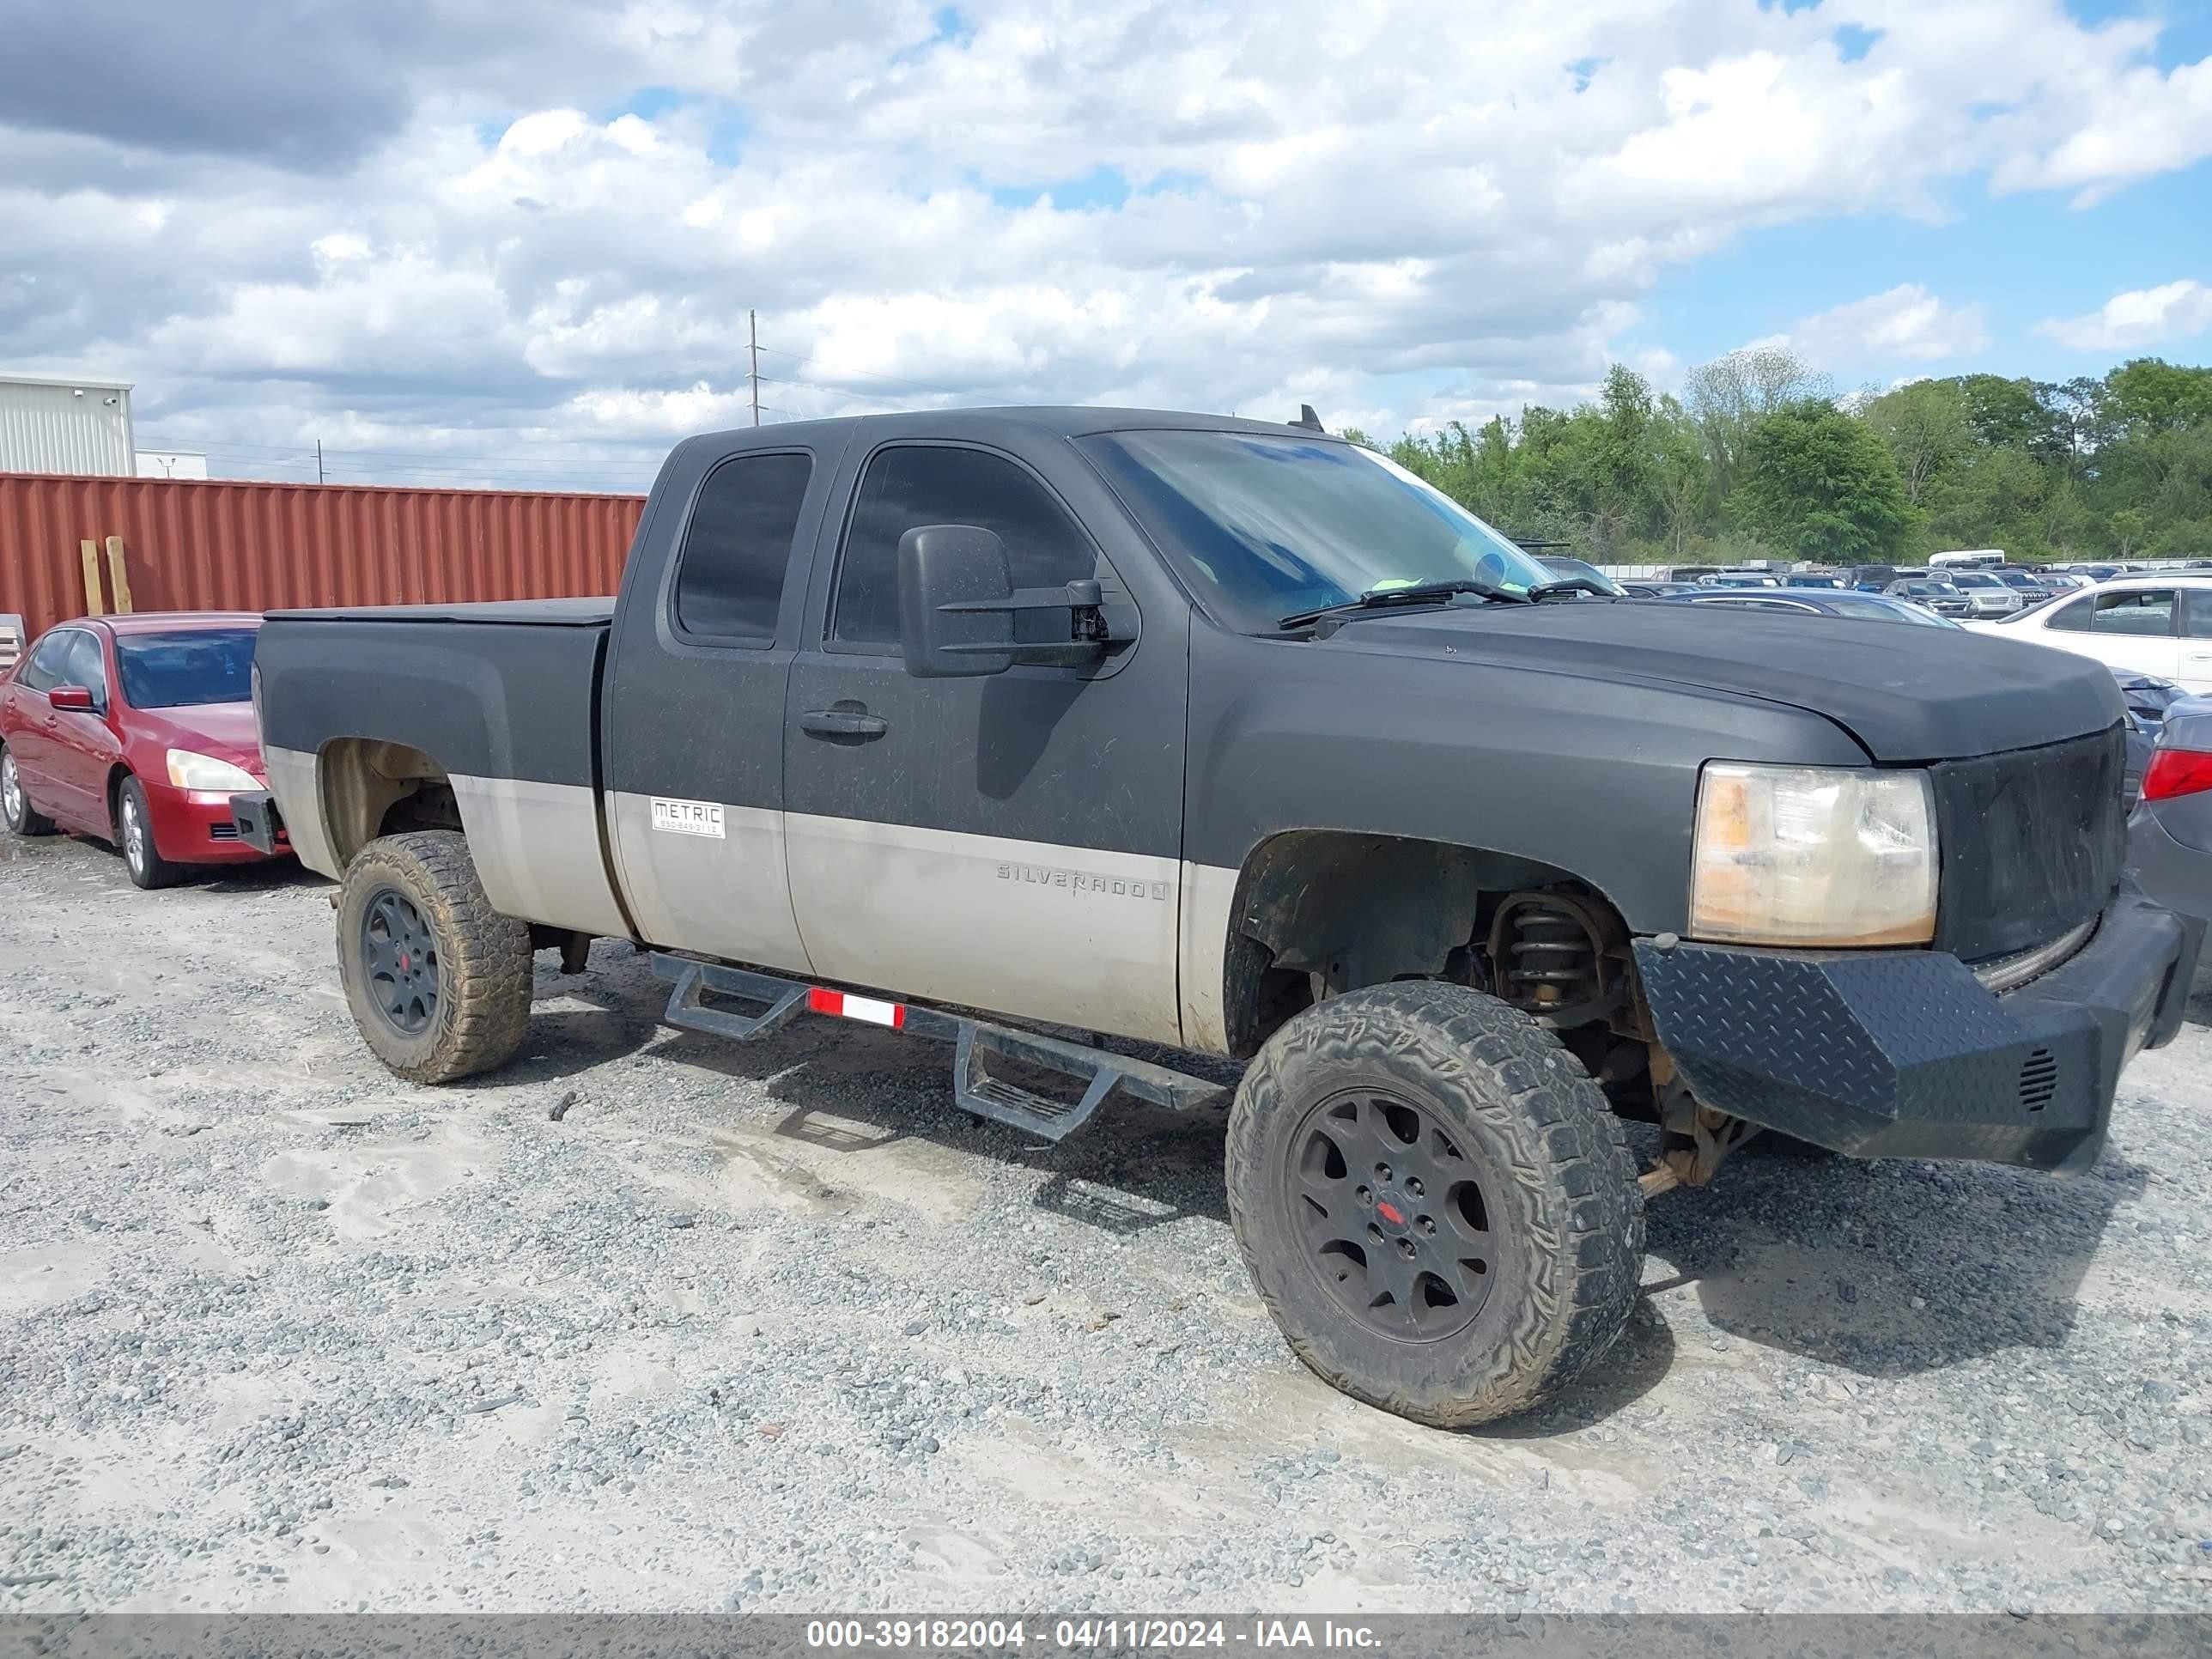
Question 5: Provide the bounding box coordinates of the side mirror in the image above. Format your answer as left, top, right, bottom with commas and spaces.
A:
897, 524, 1110, 680
47, 685, 94, 712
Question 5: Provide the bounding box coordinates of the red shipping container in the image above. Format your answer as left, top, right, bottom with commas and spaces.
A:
0, 473, 646, 641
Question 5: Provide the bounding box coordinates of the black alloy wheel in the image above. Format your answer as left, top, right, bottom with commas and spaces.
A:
362, 887, 441, 1035
1288, 1089, 1494, 1342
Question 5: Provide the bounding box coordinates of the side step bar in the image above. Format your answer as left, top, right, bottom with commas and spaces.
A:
651, 954, 1223, 1143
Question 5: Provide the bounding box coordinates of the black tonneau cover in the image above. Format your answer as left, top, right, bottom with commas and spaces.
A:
269, 599, 615, 626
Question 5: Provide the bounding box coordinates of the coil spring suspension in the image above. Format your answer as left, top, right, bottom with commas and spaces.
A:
1487, 893, 1611, 1014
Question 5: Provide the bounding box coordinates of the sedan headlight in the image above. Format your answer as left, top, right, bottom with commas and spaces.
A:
167, 750, 261, 793
1690, 763, 1938, 946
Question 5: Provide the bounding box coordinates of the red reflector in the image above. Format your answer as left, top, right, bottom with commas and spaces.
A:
2143, 747, 2212, 802
805, 987, 905, 1028
1376, 1200, 1405, 1225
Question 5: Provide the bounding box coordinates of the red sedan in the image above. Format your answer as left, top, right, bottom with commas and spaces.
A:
0, 611, 290, 888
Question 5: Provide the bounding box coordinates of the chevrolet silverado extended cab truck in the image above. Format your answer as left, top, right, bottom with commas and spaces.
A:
238, 407, 2202, 1429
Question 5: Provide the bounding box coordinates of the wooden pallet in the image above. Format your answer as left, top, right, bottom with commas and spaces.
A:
0, 616, 21, 676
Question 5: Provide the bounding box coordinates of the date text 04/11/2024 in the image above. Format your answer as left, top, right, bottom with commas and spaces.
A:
803, 1620, 1382, 1650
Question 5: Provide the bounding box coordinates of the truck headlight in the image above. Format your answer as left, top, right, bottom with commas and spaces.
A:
167, 750, 261, 793
1689, 763, 1938, 946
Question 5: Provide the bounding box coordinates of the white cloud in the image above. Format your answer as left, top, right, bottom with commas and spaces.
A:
2035, 279, 2212, 353
1, 0, 2207, 473
1765, 283, 1991, 367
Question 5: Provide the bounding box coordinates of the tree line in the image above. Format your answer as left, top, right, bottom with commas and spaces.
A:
1352, 349, 2212, 568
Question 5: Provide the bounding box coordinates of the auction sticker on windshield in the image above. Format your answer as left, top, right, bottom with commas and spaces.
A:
650, 797, 726, 838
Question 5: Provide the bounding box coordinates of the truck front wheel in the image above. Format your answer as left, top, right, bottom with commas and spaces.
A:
336, 831, 533, 1085
1224, 981, 1644, 1428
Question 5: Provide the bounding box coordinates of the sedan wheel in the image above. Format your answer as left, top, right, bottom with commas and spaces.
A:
117, 777, 181, 890
2, 750, 57, 836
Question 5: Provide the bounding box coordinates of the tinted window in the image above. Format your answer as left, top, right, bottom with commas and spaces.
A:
63, 631, 108, 708
15, 629, 73, 691
2185, 589, 2212, 641
2044, 597, 2094, 632
2090, 591, 2175, 636
833, 447, 1097, 648
672, 452, 814, 642
114, 629, 258, 708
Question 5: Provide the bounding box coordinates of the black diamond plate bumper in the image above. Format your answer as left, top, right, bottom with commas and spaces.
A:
1634, 888, 2202, 1172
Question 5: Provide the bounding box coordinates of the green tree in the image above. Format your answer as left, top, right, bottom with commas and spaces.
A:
2103, 359, 2212, 435
1376, 349, 2207, 570
1683, 346, 1832, 506
1729, 401, 1913, 562
1863, 380, 1971, 506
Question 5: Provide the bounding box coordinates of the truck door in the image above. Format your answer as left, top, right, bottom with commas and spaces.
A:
782, 440, 1189, 1045
602, 443, 827, 975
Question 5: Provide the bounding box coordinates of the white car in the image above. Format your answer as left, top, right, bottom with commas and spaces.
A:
1966, 574, 2212, 692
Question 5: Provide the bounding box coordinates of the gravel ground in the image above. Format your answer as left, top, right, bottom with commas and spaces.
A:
3, 829, 2211, 1615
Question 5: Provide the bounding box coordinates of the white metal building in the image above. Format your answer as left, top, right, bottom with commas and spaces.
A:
0, 373, 137, 476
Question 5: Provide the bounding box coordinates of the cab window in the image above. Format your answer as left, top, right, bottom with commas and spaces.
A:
830, 446, 1097, 651
670, 451, 815, 644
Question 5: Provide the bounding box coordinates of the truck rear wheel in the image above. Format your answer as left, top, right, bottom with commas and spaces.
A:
337, 830, 533, 1085
1224, 981, 1644, 1428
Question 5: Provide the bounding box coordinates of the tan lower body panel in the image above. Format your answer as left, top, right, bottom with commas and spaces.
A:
786, 811, 1185, 1046
607, 792, 812, 976
449, 775, 631, 939
1177, 860, 1240, 1057
261, 744, 337, 879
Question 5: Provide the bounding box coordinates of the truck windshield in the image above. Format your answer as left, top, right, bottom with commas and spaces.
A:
1076, 429, 1556, 634
113, 628, 258, 708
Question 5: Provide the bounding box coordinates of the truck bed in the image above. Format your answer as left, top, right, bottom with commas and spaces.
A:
255, 604, 610, 797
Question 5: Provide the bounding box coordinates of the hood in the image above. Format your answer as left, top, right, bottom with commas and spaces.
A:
1311, 599, 2123, 763
128, 700, 265, 775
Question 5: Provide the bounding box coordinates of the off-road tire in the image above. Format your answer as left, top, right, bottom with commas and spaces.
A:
337, 831, 532, 1085
118, 776, 183, 890
1225, 981, 1644, 1428
2, 745, 57, 836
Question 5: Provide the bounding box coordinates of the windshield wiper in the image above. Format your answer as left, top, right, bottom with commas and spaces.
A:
1277, 579, 1532, 631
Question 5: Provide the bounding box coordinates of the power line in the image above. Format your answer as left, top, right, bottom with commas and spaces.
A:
134, 314, 1040, 489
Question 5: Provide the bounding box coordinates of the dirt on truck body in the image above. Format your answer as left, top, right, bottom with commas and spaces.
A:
232, 404, 2202, 1429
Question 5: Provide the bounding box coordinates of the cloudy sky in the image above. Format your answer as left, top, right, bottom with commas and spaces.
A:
3, 0, 2209, 491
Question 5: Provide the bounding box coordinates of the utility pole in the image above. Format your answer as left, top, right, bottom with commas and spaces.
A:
748, 310, 761, 428
315, 439, 325, 484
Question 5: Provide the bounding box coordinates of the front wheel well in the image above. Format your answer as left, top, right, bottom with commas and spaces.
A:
1218, 830, 1634, 1060
105, 763, 133, 828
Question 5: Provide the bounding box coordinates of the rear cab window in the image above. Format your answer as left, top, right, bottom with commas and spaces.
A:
670, 451, 816, 645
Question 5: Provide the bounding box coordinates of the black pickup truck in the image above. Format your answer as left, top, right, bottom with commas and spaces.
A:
238, 406, 2200, 1429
